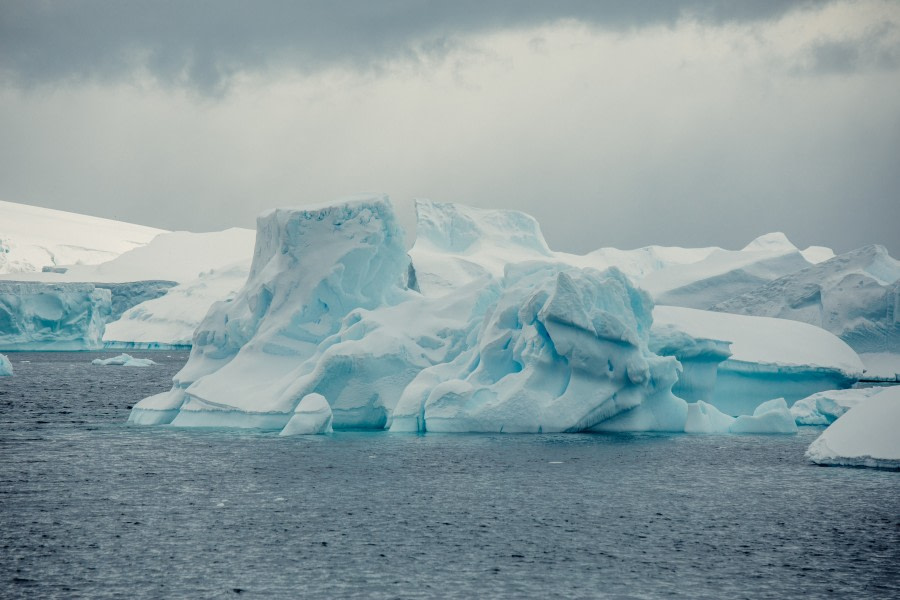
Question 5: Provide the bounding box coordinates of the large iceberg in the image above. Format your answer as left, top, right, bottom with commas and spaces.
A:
0, 353, 12, 376
130, 196, 808, 435
713, 245, 900, 354
806, 385, 900, 469
651, 306, 864, 415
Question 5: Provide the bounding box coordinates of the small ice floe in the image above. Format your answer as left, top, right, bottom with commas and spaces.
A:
91, 353, 156, 367
0, 353, 13, 376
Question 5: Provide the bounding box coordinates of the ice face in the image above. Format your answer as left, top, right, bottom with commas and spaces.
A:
806, 385, 900, 469
0, 353, 12, 376
280, 393, 333, 436
392, 263, 678, 433
0, 282, 111, 350
651, 306, 863, 415
713, 245, 900, 354
131, 195, 412, 428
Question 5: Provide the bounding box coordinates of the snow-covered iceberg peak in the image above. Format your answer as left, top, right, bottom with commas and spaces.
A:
741, 232, 798, 253
130, 195, 410, 427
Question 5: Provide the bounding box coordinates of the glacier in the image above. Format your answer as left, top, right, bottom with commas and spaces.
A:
639, 233, 819, 310
129, 196, 828, 435
713, 245, 900, 355
806, 385, 900, 469
0, 199, 164, 275
0, 353, 11, 376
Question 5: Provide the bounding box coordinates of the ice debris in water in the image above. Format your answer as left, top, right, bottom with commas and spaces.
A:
0, 353, 12, 376
92, 353, 156, 367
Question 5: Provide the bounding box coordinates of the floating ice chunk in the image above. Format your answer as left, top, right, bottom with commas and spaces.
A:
92, 353, 156, 367
790, 387, 887, 425
280, 394, 334, 436
806, 386, 900, 469
684, 400, 734, 433
0, 353, 12, 376
729, 398, 797, 434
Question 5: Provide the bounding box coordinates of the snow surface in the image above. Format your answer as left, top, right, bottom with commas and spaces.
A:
859, 353, 900, 382
92, 353, 156, 367
806, 385, 900, 469
0, 353, 12, 376
790, 387, 887, 426
2, 228, 256, 285
103, 261, 250, 348
713, 245, 900, 354
130, 197, 806, 435
652, 306, 864, 415
640, 233, 816, 310
0, 199, 165, 275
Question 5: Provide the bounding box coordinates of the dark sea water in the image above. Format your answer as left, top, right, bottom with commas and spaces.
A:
1, 352, 898, 599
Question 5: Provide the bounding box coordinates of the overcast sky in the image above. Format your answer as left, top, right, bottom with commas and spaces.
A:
1, 0, 898, 255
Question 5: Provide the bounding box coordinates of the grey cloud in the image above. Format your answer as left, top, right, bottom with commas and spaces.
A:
1, 0, 822, 93
795, 21, 900, 75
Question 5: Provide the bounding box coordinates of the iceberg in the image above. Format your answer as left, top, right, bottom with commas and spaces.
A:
858, 352, 900, 383
713, 245, 900, 354
92, 353, 156, 367
130, 197, 801, 436
0, 353, 12, 376
806, 385, 900, 469
790, 387, 888, 425
684, 398, 797, 434
0, 280, 176, 350
651, 306, 864, 415
130, 195, 414, 429
0, 282, 111, 350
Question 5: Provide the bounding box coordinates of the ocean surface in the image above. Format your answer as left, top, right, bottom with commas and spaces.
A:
1, 351, 898, 599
